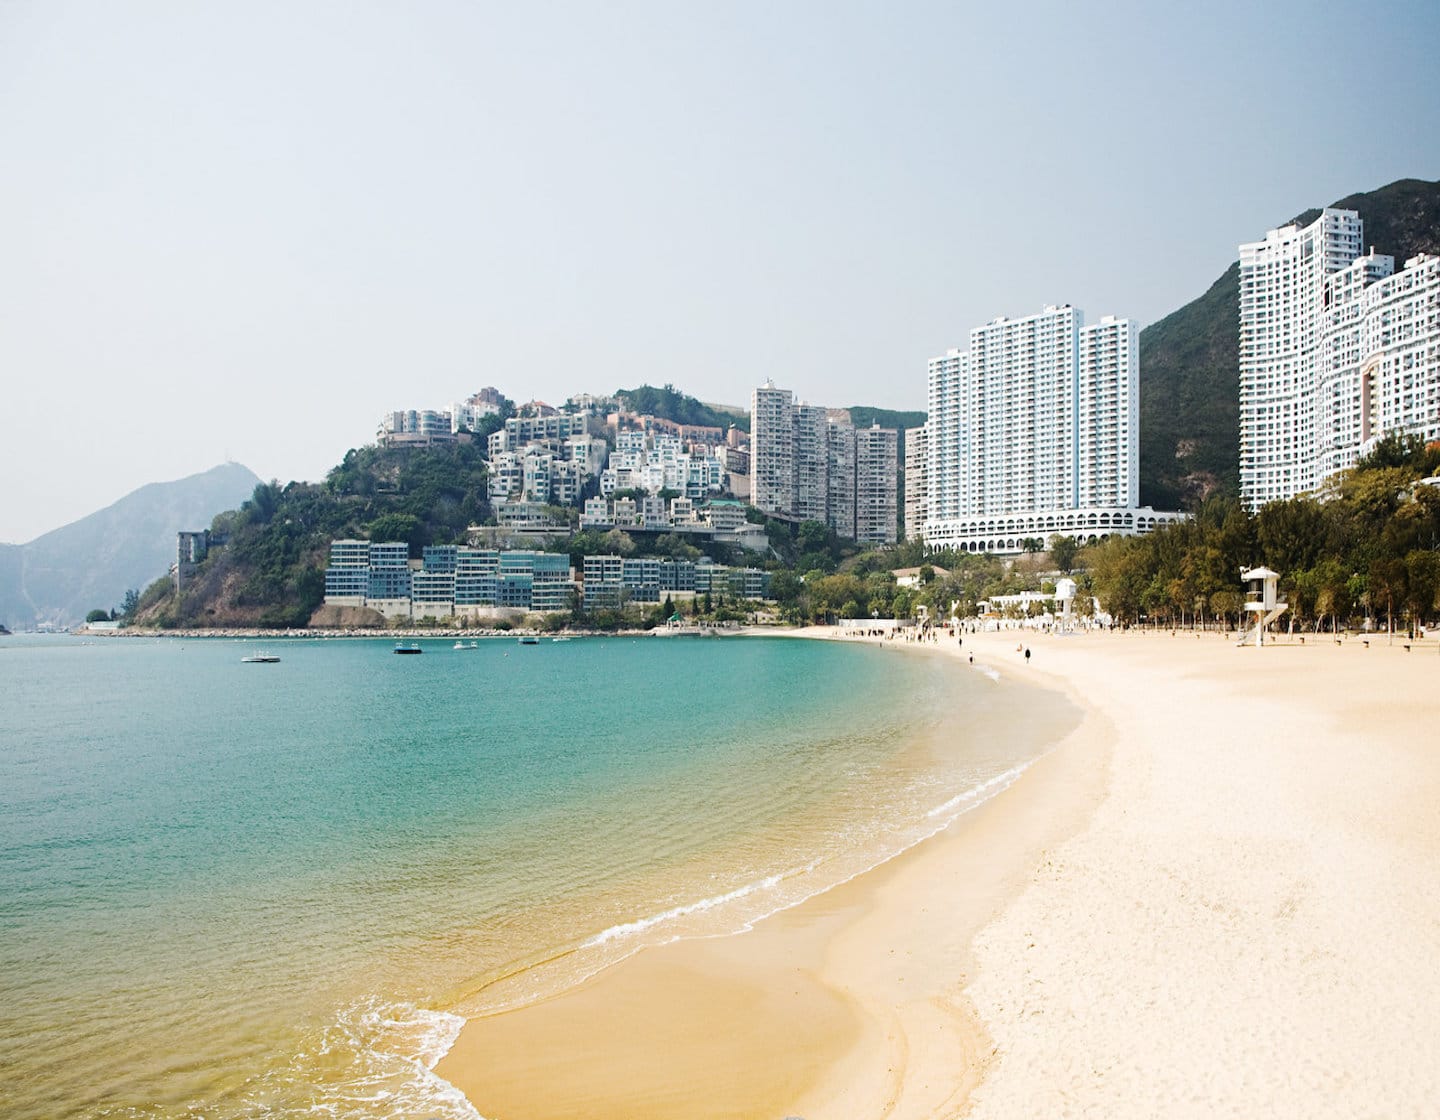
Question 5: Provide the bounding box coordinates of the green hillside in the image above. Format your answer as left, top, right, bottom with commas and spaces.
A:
1138, 177, 1440, 509
847, 406, 926, 432
137, 444, 490, 628
615, 384, 750, 432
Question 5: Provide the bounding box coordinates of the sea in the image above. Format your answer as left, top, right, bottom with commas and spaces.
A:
0, 633, 1076, 1119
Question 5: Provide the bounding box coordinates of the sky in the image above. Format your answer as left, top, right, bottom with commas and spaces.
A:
3, 0, 1439, 543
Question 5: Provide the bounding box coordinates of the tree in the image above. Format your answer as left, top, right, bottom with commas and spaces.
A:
601, 529, 637, 556
1368, 556, 1407, 637
85, 608, 111, 623
244, 481, 282, 526
1255, 498, 1329, 578
1089, 536, 1150, 625
1048, 534, 1079, 574
1356, 432, 1429, 472
367, 513, 423, 552
119, 588, 141, 621
1403, 550, 1440, 634
1209, 589, 1243, 630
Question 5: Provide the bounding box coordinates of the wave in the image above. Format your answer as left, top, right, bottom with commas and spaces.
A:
409, 758, 1048, 1113
926, 763, 1029, 818
582, 871, 793, 947
575, 762, 1036, 960
247, 999, 484, 1120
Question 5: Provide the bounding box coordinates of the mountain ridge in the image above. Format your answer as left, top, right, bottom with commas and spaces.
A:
0, 462, 262, 629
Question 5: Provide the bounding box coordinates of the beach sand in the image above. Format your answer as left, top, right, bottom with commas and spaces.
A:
436, 627, 1440, 1118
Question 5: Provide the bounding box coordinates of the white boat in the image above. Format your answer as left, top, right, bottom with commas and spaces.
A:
453, 640, 479, 650
517, 634, 540, 645
551, 636, 571, 642
241, 651, 281, 663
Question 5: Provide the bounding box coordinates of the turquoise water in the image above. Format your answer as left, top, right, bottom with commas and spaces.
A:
0, 634, 1075, 1119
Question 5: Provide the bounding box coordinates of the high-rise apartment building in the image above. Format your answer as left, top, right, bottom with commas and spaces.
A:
903, 425, 928, 541
1078, 315, 1140, 508
793, 403, 830, 523
1239, 209, 1364, 508
1240, 208, 1440, 508
826, 420, 857, 540
750, 382, 795, 516
925, 305, 1173, 554
749, 381, 898, 543
855, 425, 898, 545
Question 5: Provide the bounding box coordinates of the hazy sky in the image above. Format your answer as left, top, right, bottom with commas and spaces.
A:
3, 0, 1438, 542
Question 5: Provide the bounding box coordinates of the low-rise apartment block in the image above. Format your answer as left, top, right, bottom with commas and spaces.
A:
579, 496, 767, 550
599, 430, 726, 499
580, 555, 772, 607
323, 539, 576, 619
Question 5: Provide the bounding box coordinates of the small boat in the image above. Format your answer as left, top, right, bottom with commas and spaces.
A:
517, 635, 540, 645
394, 642, 423, 655
453, 640, 479, 650
241, 651, 280, 663
551, 636, 571, 643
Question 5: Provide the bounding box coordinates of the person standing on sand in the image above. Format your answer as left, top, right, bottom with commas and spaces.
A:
1025, 647, 1031, 663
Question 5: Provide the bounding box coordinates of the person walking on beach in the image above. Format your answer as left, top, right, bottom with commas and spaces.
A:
1024, 647, 1031, 663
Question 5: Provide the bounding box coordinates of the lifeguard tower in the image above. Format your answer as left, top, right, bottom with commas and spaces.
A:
1055, 577, 1078, 629
1240, 566, 1286, 647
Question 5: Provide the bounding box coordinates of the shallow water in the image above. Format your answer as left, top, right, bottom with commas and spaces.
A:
0, 633, 1075, 1118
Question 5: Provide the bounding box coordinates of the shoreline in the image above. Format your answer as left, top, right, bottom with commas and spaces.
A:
432, 627, 1109, 1118
434, 626, 1440, 1118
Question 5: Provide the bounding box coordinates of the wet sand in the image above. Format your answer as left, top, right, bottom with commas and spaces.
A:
437, 628, 1440, 1118
435, 627, 1107, 1117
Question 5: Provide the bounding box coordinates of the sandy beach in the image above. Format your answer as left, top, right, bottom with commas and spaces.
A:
436, 627, 1440, 1118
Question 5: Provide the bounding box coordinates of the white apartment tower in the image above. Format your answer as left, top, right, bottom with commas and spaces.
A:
1078, 315, 1140, 507
925, 305, 1169, 554
750, 382, 795, 516
1239, 209, 1364, 508
1240, 208, 1440, 508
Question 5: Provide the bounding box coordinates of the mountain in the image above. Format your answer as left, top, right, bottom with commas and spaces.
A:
0, 462, 262, 630
1138, 177, 1440, 509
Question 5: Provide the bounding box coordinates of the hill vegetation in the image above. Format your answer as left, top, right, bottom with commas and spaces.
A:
615, 384, 749, 431
1138, 176, 1440, 509
846, 406, 926, 432
136, 444, 491, 628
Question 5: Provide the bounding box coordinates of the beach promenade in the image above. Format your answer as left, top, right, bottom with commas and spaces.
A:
437, 627, 1440, 1118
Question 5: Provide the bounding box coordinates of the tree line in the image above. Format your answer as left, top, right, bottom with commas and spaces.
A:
1085, 436, 1440, 634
